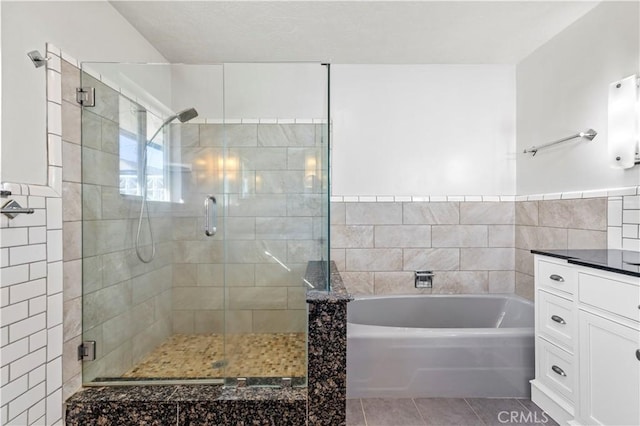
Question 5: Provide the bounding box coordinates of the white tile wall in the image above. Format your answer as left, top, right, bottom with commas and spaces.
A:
0, 43, 63, 426
608, 189, 640, 250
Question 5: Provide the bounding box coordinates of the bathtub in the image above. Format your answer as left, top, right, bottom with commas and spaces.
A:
346, 294, 534, 398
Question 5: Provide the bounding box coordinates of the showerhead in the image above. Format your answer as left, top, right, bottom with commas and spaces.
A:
176, 107, 198, 123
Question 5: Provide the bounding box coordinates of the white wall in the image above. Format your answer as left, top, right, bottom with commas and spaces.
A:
0, 1, 167, 185
516, 2, 640, 195
331, 65, 516, 196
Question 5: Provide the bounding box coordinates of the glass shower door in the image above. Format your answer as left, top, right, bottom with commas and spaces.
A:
221, 63, 329, 385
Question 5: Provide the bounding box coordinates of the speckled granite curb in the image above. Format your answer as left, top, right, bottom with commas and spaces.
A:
307, 261, 352, 425
65, 262, 350, 426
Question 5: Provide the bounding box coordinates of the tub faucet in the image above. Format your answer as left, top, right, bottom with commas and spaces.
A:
415, 271, 434, 288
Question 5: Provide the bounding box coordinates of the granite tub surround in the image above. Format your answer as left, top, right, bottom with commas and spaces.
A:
65, 385, 307, 425
307, 262, 352, 426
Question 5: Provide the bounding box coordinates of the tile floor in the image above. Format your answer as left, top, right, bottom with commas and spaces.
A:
122, 333, 306, 379
347, 398, 559, 426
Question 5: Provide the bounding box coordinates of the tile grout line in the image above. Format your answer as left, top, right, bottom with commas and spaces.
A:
359, 398, 367, 426
463, 398, 488, 426
411, 397, 428, 425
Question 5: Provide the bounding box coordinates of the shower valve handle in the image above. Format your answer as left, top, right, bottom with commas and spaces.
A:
205, 195, 217, 237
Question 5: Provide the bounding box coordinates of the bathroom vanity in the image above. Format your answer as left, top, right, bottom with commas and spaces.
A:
531, 249, 640, 426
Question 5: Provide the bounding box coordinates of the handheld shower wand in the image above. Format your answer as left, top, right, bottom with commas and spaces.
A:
135, 108, 198, 263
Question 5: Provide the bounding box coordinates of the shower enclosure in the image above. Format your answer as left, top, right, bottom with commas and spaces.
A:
79, 62, 330, 386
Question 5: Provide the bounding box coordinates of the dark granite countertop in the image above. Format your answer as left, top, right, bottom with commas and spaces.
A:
305, 260, 352, 302
531, 249, 640, 278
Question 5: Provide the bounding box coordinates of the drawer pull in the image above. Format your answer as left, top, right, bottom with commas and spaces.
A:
549, 274, 565, 282
551, 315, 566, 325
551, 365, 567, 377
636, 350, 640, 361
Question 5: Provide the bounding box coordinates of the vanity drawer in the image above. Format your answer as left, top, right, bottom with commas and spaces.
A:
579, 273, 640, 323
537, 337, 575, 403
537, 260, 577, 295
538, 290, 574, 352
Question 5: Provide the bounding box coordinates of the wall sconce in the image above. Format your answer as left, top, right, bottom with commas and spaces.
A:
608, 74, 639, 169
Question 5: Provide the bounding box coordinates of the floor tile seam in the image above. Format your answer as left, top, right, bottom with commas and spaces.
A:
359, 398, 368, 426
411, 398, 428, 425
463, 398, 488, 426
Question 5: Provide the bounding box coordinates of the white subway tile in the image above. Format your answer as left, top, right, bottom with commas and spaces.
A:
343, 196, 359, 202
48, 135, 63, 167
28, 295, 46, 316
7, 209, 46, 228
622, 238, 640, 251
394, 196, 412, 202
46, 388, 62, 425
624, 195, 640, 210
47, 102, 61, 136
28, 227, 47, 245
258, 118, 277, 124
447, 196, 465, 202
1, 288, 8, 308
8, 313, 46, 344
47, 293, 63, 327
1, 365, 7, 383
2, 183, 22, 195
0, 338, 29, 366
28, 365, 46, 389
295, 118, 313, 124
608, 187, 637, 196
0, 265, 30, 287
622, 224, 639, 238
0, 301, 28, 327
27, 399, 46, 426
9, 347, 46, 381
542, 193, 562, 200
561, 191, 582, 199
581, 189, 608, 198
9, 244, 46, 266
27, 196, 45, 209
330, 196, 343, 202
47, 325, 63, 361
8, 382, 45, 422
29, 262, 47, 281
500, 195, 516, 202
278, 118, 296, 124
28, 186, 56, 198
6, 411, 28, 426
607, 226, 622, 249
527, 194, 543, 201
622, 209, 640, 224
358, 196, 376, 202
0, 228, 28, 248
464, 196, 482, 202
47, 262, 63, 295
1, 248, 9, 267
9, 279, 46, 304
47, 69, 62, 104
29, 330, 47, 352
46, 43, 61, 57
46, 198, 62, 230
46, 230, 63, 262
376, 196, 395, 202
0, 375, 28, 404
225, 118, 241, 124
430, 196, 447, 202
1, 406, 6, 426
411, 196, 429, 202
514, 195, 527, 202
46, 357, 62, 394
608, 199, 623, 227
48, 167, 63, 196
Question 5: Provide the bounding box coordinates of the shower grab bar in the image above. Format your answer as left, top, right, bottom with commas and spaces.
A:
204, 195, 217, 237
1, 200, 35, 219
523, 128, 597, 156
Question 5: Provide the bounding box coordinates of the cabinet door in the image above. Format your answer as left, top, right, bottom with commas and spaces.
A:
578, 310, 640, 426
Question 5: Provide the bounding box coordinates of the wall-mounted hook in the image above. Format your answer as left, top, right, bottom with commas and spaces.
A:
27, 50, 50, 68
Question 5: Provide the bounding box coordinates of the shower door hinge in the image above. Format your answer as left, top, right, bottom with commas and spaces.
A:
78, 341, 96, 361
76, 87, 95, 107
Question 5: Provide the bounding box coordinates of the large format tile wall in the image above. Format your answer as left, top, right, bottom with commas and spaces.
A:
74, 66, 174, 383
171, 123, 324, 334
331, 201, 516, 295
514, 198, 608, 300
0, 44, 64, 426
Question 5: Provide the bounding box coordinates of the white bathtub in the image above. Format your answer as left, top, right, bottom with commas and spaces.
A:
346, 294, 534, 398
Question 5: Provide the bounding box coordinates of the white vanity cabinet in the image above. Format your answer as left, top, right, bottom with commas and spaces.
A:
531, 255, 640, 426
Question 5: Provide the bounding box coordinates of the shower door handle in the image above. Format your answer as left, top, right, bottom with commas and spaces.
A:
204, 195, 217, 237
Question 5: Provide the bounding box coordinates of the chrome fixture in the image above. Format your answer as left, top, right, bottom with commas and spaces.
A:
1, 199, 35, 219
415, 270, 434, 288
135, 107, 199, 263
27, 50, 50, 68
204, 195, 217, 237
523, 129, 597, 156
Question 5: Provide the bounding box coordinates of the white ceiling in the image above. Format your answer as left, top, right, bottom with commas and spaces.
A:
110, 1, 601, 64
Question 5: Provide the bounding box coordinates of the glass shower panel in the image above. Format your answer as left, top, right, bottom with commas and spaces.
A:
221, 63, 329, 385
80, 63, 226, 384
